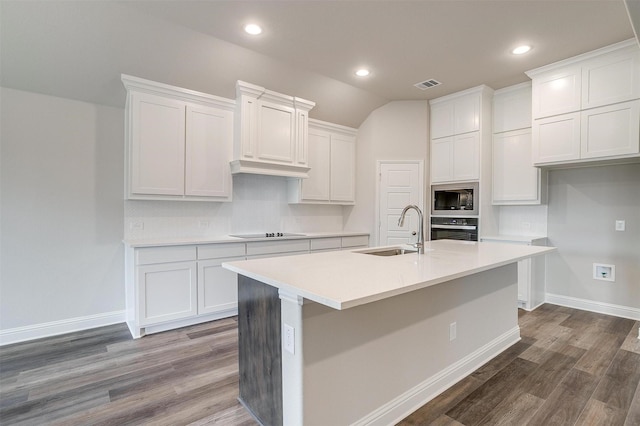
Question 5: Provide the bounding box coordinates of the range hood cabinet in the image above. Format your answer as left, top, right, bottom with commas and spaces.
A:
232, 81, 315, 179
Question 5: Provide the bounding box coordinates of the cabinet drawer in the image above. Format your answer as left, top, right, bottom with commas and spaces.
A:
310, 238, 342, 251
136, 245, 196, 265
342, 235, 369, 248
246, 239, 310, 256
198, 243, 246, 260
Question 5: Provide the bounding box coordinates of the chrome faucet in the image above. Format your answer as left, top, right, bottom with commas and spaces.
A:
398, 205, 424, 254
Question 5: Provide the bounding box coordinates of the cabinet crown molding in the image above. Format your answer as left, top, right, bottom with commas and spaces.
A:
236, 80, 315, 111
308, 118, 358, 136
429, 84, 494, 105
525, 38, 639, 78
121, 74, 235, 110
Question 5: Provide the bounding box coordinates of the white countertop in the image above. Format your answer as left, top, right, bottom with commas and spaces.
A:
123, 231, 369, 248
480, 235, 547, 243
223, 240, 555, 310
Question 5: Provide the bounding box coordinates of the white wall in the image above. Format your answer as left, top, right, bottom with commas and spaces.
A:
343, 101, 429, 244
546, 164, 640, 313
1, 88, 125, 331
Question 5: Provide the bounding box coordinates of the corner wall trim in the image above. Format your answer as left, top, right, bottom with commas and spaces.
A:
546, 293, 640, 321
352, 326, 521, 426
0, 310, 127, 346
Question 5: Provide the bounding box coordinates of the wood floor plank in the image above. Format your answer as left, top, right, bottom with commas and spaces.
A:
446, 357, 538, 424
476, 391, 544, 425
575, 398, 627, 426
620, 322, 640, 355
469, 340, 532, 382
519, 343, 585, 399
592, 349, 640, 411
526, 368, 599, 426
395, 375, 483, 425
624, 379, 640, 426
574, 331, 626, 377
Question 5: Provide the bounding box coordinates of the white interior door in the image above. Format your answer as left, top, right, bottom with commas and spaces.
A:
377, 161, 424, 246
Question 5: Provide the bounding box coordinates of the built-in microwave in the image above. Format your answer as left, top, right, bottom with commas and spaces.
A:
431, 182, 479, 216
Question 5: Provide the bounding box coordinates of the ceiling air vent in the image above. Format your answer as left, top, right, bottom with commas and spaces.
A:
414, 79, 442, 90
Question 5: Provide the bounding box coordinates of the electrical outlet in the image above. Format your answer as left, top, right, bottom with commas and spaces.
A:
198, 220, 210, 229
449, 322, 457, 341
593, 263, 615, 282
284, 324, 295, 354
615, 220, 625, 231
129, 221, 144, 231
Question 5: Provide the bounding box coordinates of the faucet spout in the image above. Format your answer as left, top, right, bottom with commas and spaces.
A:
397, 205, 425, 254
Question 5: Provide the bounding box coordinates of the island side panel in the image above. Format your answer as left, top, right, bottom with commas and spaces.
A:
238, 275, 283, 426
299, 263, 519, 425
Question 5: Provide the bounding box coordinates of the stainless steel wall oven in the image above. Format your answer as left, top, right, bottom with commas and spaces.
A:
430, 217, 478, 241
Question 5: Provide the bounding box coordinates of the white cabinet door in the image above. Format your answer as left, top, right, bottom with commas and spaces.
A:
532, 112, 581, 164
137, 261, 197, 326
452, 132, 479, 181
454, 94, 480, 134
430, 137, 453, 183
256, 99, 296, 164
531, 66, 582, 119
582, 49, 640, 109
330, 134, 356, 202
198, 256, 244, 315
185, 103, 233, 198
130, 92, 186, 196
493, 84, 532, 133
430, 102, 455, 139
430, 94, 480, 138
581, 100, 640, 159
301, 129, 331, 201
493, 129, 539, 203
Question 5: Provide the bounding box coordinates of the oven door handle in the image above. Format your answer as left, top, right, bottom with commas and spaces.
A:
431, 224, 477, 230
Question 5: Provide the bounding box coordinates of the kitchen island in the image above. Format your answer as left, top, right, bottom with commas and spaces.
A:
223, 240, 554, 426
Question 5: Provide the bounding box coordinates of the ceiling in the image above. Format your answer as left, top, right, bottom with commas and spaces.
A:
1, 1, 638, 128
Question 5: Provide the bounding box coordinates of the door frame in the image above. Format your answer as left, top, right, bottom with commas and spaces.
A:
375, 160, 425, 246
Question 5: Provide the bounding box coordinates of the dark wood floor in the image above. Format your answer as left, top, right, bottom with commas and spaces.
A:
1, 304, 638, 425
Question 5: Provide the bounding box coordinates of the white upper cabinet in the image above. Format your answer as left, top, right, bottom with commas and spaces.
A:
122, 75, 234, 201
429, 85, 492, 184
288, 119, 357, 204
492, 82, 545, 205
233, 81, 315, 179
430, 92, 480, 138
493, 82, 533, 133
527, 40, 640, 166
531, 66, 582, 119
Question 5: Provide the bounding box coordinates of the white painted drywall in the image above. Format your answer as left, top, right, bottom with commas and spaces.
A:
343, 100, 429, 244
1, 88, 125, 329
546, 164, 640, 310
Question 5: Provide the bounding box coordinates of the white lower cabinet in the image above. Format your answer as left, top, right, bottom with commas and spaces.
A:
125, 234, 369, 337
137, 261, 198, 327
198, 256, 244, 315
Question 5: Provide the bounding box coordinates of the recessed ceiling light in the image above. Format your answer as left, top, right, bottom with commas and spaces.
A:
244, 23, 263, 35
512, 45, 532, 55
355, 69, 371, 77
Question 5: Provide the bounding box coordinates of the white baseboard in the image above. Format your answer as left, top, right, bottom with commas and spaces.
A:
0, 310, 126, 346
546, 293, 640, 321
353, 326, 521, 426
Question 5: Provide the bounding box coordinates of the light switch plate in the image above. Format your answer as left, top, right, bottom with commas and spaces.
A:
615, 220, 625, 231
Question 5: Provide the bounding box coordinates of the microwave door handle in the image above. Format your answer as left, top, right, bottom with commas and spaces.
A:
431, 224, 477, 230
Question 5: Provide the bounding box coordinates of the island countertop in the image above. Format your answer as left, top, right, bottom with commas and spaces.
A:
222, 239, 555, 310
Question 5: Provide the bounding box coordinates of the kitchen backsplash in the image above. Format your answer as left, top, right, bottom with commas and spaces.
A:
497, 205, 548, 236
124, 174, 345, 240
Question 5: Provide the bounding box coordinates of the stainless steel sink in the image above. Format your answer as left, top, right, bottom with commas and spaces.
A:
229, 233, 306, 239
357, 247, 417, 256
